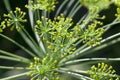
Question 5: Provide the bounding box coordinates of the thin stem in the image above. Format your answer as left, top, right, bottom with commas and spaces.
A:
0, 55, 29, 63
0, 33, 36, 57
103, 18, 119, 31
57, 69, 93, 80
55, 0, 69, 17
60, 68, 120, 78
69, 4, 82, 18
3, 0, 11, 11
78, 12, 89, 24
63, 0, 75, 16
60, 68, 88, 74
28, 0, 46, 54
20, 29, 45, 58
0, 71, 31, 80
0, 66, 29, 70
68, 0, 80, 17
61, 32, 120, 63
0, 50, 31, 63
60, 58, 120, 66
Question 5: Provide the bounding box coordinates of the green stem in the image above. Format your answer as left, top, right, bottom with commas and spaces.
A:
0, 66, 29, 70
0, 50, 31, 63
60, 58, 120, 66
0, 71, 31, 80
61, 32, 120, 63
69, 4, 82, 18
0, 33, 36, 57
20, 29, 45, 58
28, 0, 46, 54
0, 55, 28, 63
68, 0, 80, 17
78, 12, 88, 24
55, 0, 69, 17
57, 69, 93, 80
60, 68, 120, 78
63, 0, 75, 16
3, 0, 11, 11
103, 18, 119, 31
60, 68, 88, 74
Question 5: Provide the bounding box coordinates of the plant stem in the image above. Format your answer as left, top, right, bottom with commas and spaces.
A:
60, 58, 120, 66
55, 0, 69, 17
0, 55, 28, 63
57, 69, 93, 80
0, 50, 31, 63
61, 32, 120, 63
0, 66, 29, 70
0, 71, 31, 80
0, 34, 36, 57
3, 0, 11, 11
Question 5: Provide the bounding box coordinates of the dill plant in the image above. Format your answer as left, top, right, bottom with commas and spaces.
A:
0, 0, 120, 80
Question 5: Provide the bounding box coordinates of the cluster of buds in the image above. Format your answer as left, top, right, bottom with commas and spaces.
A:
81, 21, 104, 46
79, 0, 110, 15
1, 7, 27, 31
29, 56, 59, 80
25, 0, 57, 12
88, 63, 119, 80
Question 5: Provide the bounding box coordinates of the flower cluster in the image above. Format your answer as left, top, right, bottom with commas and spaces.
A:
115, 8, 120, 20
25, 0, 57, 12
79, 0, 110, 15
35, 14, 78, 59
1, 7, 27, 31
29, 56, 59, 80
88, 63, 119, 80
0, 21, 6, 32
81, 21, 104, 46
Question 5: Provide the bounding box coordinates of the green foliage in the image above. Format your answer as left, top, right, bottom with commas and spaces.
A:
0, 0, 120, 80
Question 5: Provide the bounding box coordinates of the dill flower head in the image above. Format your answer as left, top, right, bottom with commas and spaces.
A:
25, 0, 57, 12
115, 8, 120, 20
2, 7, 27, 31
35, 14, 77, 59
88, 63, 119, 80
0, 21, 6, 32
81, 21, 104, 46
29, 56, 59, 80
79, 0, 110, 15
